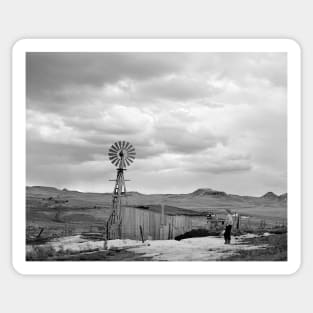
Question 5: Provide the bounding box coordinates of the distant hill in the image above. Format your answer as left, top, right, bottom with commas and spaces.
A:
127, 191, 145, 196
279, 193, 287, 202
261, 191, 279, 200
26, 185, 287, 220
261, 191, 287, 202
27, 185, 287, 200
191, 188, 227, 197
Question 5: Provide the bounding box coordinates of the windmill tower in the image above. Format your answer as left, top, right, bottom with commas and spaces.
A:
105, 141, 136, 241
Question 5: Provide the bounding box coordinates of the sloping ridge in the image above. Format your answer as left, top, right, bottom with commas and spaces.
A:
261, 191, 287, 202
191, 188, 227, 197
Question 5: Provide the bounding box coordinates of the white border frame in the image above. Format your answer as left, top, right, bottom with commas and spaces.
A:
12, 39, 301, 275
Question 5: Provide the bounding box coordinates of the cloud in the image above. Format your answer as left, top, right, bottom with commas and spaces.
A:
26, 52, 287, 195
137, 75, 218, 101
26, 52, 188, 100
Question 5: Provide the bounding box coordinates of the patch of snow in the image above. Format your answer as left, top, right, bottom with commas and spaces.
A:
107, 239, 144, 249
27, 235, 104, 254
240, 233, 259, 239
124, 236, 267, 261
51, 235, 84, 244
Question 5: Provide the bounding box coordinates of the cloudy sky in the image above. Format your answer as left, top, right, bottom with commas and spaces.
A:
26, 52, 287, 196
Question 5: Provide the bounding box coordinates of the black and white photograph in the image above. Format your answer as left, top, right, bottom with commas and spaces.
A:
24, 47, 290, 263
11, 39, 300, 274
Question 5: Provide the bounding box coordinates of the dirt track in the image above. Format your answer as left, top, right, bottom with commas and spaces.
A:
26, 232, 285, 261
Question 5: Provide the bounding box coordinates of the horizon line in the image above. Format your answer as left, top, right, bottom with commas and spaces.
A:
26, 184, 287, 198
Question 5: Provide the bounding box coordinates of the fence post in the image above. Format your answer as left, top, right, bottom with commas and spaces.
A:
161, 203, 165, 225
139, 225, 144, 243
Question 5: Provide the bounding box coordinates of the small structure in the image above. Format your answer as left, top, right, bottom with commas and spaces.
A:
121, 205, 193, 241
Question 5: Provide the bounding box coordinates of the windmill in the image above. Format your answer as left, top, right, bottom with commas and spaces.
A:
105, 141, 136, 241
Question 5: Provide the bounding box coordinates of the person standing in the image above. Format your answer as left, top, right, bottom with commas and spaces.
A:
224, 209, 233, 244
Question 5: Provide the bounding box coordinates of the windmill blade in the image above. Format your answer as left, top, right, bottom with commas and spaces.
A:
112, 142, 119, 150
108, 149, 117, 155
126, 144, 134, 151
110, 145, 119, 152
108, 151, 117, 157
111, 146, 116, 154
125, 142, 130, 150
113, 158, 120, 167
128, 148, 135, 153
121, 141, 126, 149
113, 142, 120, 150
125, 159, 130, 166
110, 158, 118, 164
117, 141, 122, 149
109, 157, 118, 163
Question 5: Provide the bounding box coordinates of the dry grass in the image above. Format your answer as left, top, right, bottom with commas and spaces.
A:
26, 245, 103, 261
220, 233, 287, 261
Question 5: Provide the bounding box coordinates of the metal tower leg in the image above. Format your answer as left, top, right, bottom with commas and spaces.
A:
105, 166, 127, 241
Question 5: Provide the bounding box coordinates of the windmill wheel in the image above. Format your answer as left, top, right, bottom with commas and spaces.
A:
108, 141, 136, 168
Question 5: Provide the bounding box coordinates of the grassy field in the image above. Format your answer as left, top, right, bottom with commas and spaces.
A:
28, 248, 153, 261
220, 233, 287, 261
26, 230, 287, 261
26, 186, 287, 247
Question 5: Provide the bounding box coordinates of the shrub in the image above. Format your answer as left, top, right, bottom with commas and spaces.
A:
26, 245, 56, 261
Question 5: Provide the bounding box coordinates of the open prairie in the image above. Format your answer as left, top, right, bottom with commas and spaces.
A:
26, 186, 287, 240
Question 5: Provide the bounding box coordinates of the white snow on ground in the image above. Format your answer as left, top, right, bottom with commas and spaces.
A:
26, 233, 270, 261
26, 236, 141, 255
263, 232, 271, 237
123, 236, 267, 261
26, 235, 104, 254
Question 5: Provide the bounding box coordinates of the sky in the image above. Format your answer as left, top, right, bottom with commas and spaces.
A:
26, 52, 287, 196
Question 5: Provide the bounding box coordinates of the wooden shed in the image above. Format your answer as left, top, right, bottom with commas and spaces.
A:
120, 205, 193, 241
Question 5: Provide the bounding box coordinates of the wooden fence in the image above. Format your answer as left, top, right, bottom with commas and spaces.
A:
121, 206, 193, 240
